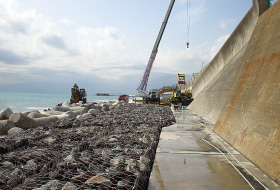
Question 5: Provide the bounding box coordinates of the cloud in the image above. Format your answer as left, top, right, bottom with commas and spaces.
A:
219, 19, 236, 29
59, 18, 75, 26
42, 34, 67, 50
0, 48, 27, 65
0, 0, 232, 94
210, 34, 230, 58
176, 0, 207, 25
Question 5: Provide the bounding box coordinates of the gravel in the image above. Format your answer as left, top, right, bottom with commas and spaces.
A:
0, 103, 175, 190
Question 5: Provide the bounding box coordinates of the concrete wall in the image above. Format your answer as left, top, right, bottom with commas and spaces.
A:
186, 0, 280, 182
187, 0, 269, 122
186, 0, 267, 98
214, 1, 280, 182
188, 44, 247, 121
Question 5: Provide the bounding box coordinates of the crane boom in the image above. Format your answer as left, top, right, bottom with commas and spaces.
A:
136, 0, 175, 96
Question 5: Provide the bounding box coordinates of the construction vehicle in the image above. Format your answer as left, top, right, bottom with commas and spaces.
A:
70, 83, 87, 104
118, 94, 129, 103
135, 0, 175, 99
171, 73, 193, 105
133, 88, 175, 104
145, 90, 160, 104
158, 88, 176, 104
133, 90, 159, 104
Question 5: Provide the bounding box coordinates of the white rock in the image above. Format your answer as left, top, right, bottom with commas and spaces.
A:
61, 102, 71, 108
88, 109, 101, 114
139, 155, 151, 172
0, 108, 13, 120
23, 160, 37, 171
44, 137, 56, 145
64, 155, 75, 164
112, 102, 120, 106
76, 113, 91, 120
0, 120, 16, 135
52, 106, 70, 112
8, 127, 25, 135
62, 182, 77, 190
27, 111, 46, 118
34, 180, 60, 190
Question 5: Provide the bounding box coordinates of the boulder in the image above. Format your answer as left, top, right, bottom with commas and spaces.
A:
34, 116, 59, 127
55, 114, 72, 120
23, 160, 38, 172
109, 106, 116, 111
61, 102, 71, 108
52, 106, 71, 112
0, 120, 16, 135
76, 113, 91, 120
65, 111, 76, 119
9, 113, 38, 130
35, 180, 60, 190
95, 105, 102, 110
27, 111, 47, 118
47, 110, 65, 116
82, 102, 96, 109
88, 109, 101, 114
62, 182, 77, 190
10, 168, 23, 180
8, 127, 25, 135
2, 161, 14, 169
0, 108, 13, 120
65, 109, 86, 119
70, 106, 87, 112
102, 104, 110, 111
22, 111, 31, 116
85, 175, 112, 186
112, 102, 120, 106
108, 101, 117, 105
139, 155, 151, 172
43, 137, 56, 146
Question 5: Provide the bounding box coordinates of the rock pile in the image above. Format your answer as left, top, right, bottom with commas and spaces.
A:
0, 102, 175, 189
0, 101, 122, 135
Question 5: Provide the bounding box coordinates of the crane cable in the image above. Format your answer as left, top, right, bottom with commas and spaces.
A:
186, 0, 191, 48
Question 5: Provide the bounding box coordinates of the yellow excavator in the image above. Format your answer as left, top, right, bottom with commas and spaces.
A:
171, 73, 193, 106
70, 83, 87, 104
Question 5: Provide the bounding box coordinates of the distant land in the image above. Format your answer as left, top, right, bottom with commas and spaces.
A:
96, 93, 110, 96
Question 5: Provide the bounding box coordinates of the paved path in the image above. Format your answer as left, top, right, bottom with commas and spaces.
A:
148, 109, 279, 190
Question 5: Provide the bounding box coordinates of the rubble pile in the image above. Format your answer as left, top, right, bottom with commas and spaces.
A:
0, 103, 175, 189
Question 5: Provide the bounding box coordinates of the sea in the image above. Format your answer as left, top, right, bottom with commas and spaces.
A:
0, 92, 123, 113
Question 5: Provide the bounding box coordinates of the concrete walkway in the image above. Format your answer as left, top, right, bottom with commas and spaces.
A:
148, 109, 279, 190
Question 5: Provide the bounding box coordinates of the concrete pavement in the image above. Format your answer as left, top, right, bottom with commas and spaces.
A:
148, 108, 279, 190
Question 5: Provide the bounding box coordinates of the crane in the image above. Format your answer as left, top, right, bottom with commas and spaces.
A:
135, 0, 175, 97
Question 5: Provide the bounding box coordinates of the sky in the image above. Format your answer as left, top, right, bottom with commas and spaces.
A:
0, 0, 277, 95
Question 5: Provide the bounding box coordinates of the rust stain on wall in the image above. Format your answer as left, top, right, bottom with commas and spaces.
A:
214, 1, 280, 182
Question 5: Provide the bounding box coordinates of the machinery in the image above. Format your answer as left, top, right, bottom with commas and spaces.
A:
145, 90, 160, 104
135, 0, 175, 98
118, 94, 129, 103
158, 88, 176, 104
70, 83, 87, 104
171, 73, 193, 105
133, 90, 159, 104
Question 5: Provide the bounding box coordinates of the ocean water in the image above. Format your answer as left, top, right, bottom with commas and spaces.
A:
0, 92, 121, 113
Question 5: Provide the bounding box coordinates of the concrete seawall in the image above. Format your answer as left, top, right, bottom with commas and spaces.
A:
187, 0, 280, 182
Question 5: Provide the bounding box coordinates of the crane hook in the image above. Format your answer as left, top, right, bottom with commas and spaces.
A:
187, 42, 189, 48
